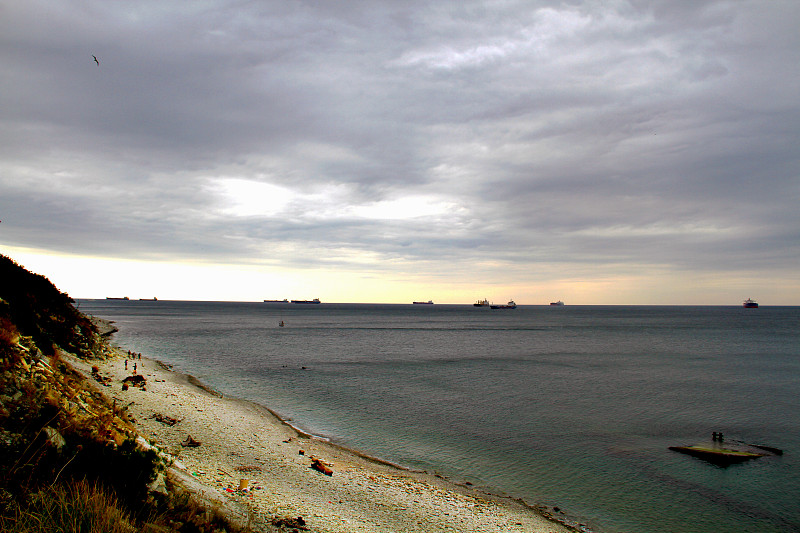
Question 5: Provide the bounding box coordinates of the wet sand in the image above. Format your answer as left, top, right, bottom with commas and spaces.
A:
66, 349, 578, 533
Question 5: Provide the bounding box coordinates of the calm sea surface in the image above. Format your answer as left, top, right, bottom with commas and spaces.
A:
77, 301, 800, 533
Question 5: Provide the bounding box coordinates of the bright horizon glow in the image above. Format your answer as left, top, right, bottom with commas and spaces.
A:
3, 247, 795, 306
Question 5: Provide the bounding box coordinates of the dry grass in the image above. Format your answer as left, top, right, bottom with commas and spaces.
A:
0, 480, 137, 533
0, 317, 20, 351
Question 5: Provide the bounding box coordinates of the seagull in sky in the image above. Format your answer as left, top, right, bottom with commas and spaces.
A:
92, 55, 99, 66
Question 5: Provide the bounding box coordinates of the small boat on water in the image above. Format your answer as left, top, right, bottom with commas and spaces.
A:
743, 298, 758, 308
550, 300, 564, 306
279, 320, 285, 327
491, 300, 517, 309
292, 298, 321, 304
413, 300, 434, 305
473, 298, 490, 307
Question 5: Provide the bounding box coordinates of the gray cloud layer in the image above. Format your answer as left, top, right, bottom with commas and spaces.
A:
1, 0, 799, 293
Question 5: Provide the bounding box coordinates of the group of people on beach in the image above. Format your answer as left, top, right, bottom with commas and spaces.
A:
124, 350, 143, 374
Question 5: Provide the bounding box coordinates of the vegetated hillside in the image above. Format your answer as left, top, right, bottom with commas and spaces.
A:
0, 254, 100, 358
0, 256, 250, 533
0, 255, 154, 528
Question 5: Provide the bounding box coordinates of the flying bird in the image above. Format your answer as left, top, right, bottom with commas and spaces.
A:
92, 55, 99, 66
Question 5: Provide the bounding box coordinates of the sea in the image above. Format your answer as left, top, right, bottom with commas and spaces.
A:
76, 300, 800, 533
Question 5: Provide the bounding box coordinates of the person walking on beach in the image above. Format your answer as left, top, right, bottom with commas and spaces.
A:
133, 362, 137, 374
125, 359, 128, 370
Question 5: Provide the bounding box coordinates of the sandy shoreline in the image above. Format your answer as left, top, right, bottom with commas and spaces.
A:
65, 347, 580, 533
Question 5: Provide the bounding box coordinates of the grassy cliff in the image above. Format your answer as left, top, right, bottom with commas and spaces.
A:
0, 256, 251, 533
0, 255, 101, 359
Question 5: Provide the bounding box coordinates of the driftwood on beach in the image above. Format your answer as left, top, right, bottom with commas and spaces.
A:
310, 456, 333, 476
151, 413, 180, 426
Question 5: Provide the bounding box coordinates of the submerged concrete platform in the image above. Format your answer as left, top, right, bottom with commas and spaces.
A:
669, 434, 784, 466
669, 445, 765, 465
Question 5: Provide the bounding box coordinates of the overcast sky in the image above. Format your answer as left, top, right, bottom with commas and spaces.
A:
1, 0, 798, 304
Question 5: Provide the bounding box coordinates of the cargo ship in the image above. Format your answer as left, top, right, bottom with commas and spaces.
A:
413, 300, 434, 305
742, 298, 758, 308
292, 298, 321, 304
473, 298, 490, 307
550, 301, 564, 306
490, 300, 517, 309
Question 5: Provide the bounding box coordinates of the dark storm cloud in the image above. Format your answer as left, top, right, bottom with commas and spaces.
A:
1, 0, 798, 286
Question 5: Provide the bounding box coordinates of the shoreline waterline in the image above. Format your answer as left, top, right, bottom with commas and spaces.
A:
158, 355, 588, 530
77, 344, 583, 533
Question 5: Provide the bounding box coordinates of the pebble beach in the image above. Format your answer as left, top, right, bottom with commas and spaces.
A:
65, 348, 577, 533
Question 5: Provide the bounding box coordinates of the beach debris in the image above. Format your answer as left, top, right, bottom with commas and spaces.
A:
310, 456, 333, 476
122, 374, 146, 388
235, 465, 262, 473
238, 478, 249, 491
271, 516, 307, 530
90, 366, 113, 386
151, 413, 180, 426
181, 435, 201, 447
